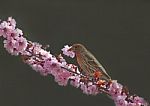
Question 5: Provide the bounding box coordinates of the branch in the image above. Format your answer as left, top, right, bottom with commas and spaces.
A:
0, 17, 149, 106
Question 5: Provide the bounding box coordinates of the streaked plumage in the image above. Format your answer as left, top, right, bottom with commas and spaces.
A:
68, 44, 111, 81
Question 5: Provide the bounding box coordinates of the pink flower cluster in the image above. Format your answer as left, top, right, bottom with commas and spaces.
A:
108, 80, 149, 106
61, 45, 75, 58
0, 17, 149, 106
0, 17, 27, 55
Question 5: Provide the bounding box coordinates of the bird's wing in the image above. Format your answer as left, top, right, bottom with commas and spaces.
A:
84, 51, 111, 79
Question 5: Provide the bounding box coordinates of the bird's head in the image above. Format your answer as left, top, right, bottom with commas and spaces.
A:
68, 44, 87, 53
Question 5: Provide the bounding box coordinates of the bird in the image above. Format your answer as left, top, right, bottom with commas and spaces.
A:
68, 43, 111, 81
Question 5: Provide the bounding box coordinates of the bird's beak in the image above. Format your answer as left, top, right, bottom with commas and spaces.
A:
68, 47, 73, 51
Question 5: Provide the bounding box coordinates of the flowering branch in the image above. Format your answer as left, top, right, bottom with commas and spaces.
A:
0, 17, 149, 106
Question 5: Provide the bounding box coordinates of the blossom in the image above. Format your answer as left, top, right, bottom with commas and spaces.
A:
80, 83, 99, 95
15, 28, 23, 36
87, 84, 99, 95
3, 36, 27, 55
115, 97, 128, 106
70, 76, 80, 88
31, 64, 46, 76
108, 81, 149, 106
108, 80, 123, 96
7, 17, 16, 30
61, 45, 75, 58
0, 28, 4, 37
54, 69, 72, 86
0, 17, 149, 106
0, 21, 12, 29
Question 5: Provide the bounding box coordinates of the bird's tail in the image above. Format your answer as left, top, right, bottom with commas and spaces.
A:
101, 71, 112, 82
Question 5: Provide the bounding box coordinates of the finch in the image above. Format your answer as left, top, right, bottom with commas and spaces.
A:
68, 44, 111, 81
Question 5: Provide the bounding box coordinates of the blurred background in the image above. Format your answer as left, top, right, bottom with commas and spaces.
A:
0, 0, 150, 106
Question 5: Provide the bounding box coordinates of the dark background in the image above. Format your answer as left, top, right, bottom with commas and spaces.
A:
0, 0, 150, 106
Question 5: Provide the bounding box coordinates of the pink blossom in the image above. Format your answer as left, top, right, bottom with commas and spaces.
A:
0, 17, 149, 106
109, 81, 149, 106
0, 21, 11, 29
54, 69, 72, 86
80, 84, 88, 94
43, 59, 60, 75
39, 49, 52, 59
3, 36, 27, 55
87, 85, 99, 95
108, 80, 123, 96
133, 96, 148, 106
43, 59, 54, 73
80, 84, 99, 95
70, 76, 80, 88
61, 45, 75, 58
31, 64, 46, 76
0, 29, 4, 37
114, 95, 128, 106
7, 17, 16, 30
15, 28, 23, 36
32, 42, 43, 55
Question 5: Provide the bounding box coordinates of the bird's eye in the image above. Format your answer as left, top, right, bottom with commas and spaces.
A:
75, 46, 78, 49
